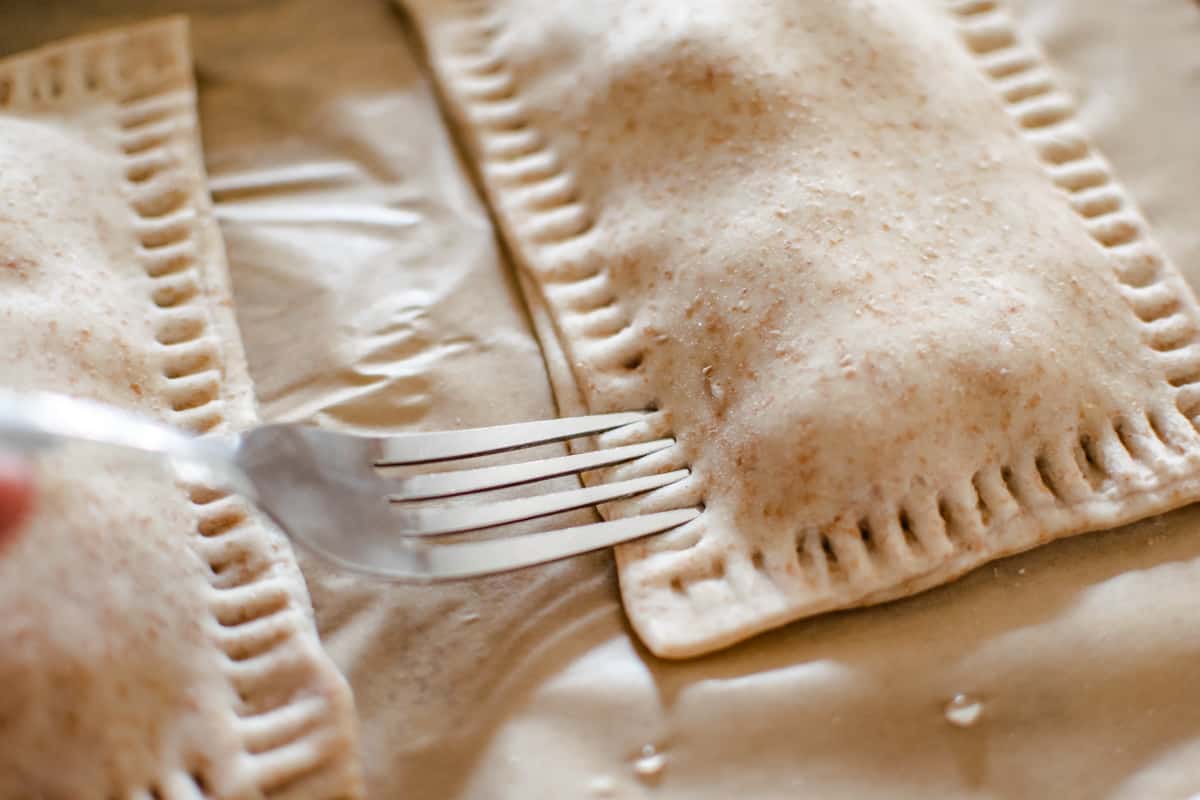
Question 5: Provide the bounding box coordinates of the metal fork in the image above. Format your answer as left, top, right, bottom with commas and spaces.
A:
0, 390, 698, 580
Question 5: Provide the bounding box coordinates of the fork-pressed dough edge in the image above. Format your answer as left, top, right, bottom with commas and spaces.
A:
409, 0, 1200, 659
0, 19, 364, 796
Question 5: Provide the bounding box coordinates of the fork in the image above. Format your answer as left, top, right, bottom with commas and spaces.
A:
0, 390, 698, 580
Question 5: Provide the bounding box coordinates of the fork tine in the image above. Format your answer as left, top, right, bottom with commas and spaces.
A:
374, 411, 647, 465
387, 438, 675, 501
416, 508, 702, 580
395, 469, 689, 537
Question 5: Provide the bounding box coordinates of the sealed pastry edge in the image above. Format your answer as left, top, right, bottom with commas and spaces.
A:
0, 18, 365, 796
407, 0, 1200, 658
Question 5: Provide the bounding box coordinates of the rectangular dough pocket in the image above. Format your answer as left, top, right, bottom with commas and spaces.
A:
0, 19, 363, 797
407, 0, 1200, 659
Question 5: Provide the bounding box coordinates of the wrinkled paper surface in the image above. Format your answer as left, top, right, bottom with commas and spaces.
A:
3, 1, 1199, 797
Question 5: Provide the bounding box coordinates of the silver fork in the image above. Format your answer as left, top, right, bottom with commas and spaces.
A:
0, 390, 698, 580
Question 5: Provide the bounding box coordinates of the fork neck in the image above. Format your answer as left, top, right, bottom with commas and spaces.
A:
192, 431, 257, 500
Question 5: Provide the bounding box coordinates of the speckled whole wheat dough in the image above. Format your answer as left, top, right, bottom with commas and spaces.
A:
0, 19, 362, 798
407, 0, 1200, 657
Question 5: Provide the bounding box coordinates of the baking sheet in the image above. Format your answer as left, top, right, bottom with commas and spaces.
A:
3, 1, 1200, 797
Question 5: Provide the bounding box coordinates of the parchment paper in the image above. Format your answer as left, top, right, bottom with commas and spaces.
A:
3, 1, 1199, 797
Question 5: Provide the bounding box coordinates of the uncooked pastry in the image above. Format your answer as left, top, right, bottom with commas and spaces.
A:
0, 19, 363, 798
407, 0, 1200, 657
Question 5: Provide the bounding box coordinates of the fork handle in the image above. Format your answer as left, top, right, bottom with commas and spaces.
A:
0, 389, 251, 496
